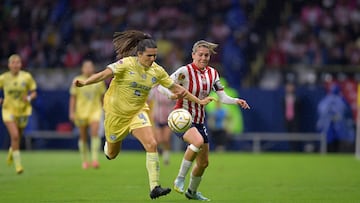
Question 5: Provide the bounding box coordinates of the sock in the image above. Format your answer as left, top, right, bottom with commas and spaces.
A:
78, 140, 89, 163
177, 158, 192, 179
146, 152, 160, 190
12, 150, 22, 168
91, 136, 100, 162
163, 150, 170, 164
188, 174, 202, 192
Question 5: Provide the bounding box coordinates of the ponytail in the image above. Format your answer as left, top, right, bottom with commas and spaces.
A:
113, 30, 156, 58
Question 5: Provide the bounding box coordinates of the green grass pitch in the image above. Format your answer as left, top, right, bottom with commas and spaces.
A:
1, 150, 360, 203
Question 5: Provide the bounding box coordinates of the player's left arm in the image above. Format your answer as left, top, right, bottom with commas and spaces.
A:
216, 90, 250, 109
213, 78, 250, 109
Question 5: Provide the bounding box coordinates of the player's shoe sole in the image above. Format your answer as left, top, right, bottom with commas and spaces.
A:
150, 185, 171, 199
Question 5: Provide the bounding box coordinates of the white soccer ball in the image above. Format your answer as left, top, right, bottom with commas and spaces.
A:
167, 108, 192, 133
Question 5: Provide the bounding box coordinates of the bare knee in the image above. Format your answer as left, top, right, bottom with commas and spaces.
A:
105, 142, 121, 160
143, 139, 158, 152
107, 153, 118, 160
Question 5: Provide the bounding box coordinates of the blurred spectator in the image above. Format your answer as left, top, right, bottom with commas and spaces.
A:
0, 0, 256, 91
265, 40, 287, 69
282, 82, 302, 151
316, 84, 355, 152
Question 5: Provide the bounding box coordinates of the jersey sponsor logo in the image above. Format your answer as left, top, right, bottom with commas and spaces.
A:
134, 90, 141, 96
131, 82, 137, 87
130, 82, 151, 91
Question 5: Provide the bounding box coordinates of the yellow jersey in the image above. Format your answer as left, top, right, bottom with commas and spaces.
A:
70, 75, 106, 119
0, 70, 37, 116
105, 56, 173, 118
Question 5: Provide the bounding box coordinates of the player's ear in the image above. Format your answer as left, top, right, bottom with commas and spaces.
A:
137, 51, 143, 57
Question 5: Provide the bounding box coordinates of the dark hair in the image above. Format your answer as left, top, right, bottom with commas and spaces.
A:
113, 30, 156, 58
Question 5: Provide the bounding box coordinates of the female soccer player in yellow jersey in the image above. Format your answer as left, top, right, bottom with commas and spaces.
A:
0, 54, 37, 174
69, 60, 106, 169
74, 30, 214, 199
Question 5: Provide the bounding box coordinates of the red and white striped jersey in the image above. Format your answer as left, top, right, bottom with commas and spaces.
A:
170, 63, 224, 124
148, 85, 176, 124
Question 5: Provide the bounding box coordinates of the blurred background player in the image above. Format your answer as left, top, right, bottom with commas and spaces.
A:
148, 84, 175, 165
317, 84, 355, 152
0, 54, 37, 174
73, 30, 214, 199
159, 40, 250, 201
69, 60, 106, 169
207, 100, 229, 152
205, 77, 245, 150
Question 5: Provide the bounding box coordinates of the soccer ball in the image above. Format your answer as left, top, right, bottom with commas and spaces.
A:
167, 108, 192, 133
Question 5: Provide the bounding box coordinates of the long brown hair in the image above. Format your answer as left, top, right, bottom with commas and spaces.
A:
113, 30, 157, 59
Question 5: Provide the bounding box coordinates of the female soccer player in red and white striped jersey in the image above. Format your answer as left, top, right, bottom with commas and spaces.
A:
159, 40, 250, 201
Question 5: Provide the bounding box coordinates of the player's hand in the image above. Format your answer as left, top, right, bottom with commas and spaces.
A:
73, 79, 86, 87
176, 88, 187, 99
169, 95, 178, 100
0, 97, 2, 105
237, 99, 250, 109
200, 96, 216, 105
22, 95, 31, 103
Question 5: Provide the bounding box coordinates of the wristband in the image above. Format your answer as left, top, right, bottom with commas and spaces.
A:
27, 95, 31, 102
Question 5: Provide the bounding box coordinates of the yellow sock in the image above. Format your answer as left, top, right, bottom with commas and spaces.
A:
12, 150, 22, 168
91, 136, 100, 162
146, 152, 160, 190
78, 140, 89, 163
7, 147, 13, 165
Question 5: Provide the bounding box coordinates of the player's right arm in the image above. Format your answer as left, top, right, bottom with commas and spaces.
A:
74, 68, 113, 87
160, 83, 215, 106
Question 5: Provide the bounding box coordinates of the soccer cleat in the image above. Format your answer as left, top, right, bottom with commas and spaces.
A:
149, 185, 171, 199
185, 189, 210, 201
92, 160, 99, 169
82, 162, 89, 169
7, 149, 13, 166
173, 177, 185, 194
16, 166, 24, 174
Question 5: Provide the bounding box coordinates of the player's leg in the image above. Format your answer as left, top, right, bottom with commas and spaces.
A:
4, 121, 23, 174
89, 121, 100, 168
103, 141, 122, 160
185, 143, 210, 201
160, 125, 172, 165
78, 125, 90, 169
174, 127, 204, 193
132, 126, 171, 199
